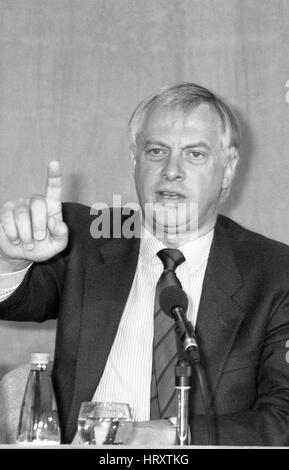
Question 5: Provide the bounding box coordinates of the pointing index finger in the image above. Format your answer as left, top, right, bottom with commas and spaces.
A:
45, 160, 62, 218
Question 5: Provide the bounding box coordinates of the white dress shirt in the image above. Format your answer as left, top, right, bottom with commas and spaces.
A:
91, 228, 214, 420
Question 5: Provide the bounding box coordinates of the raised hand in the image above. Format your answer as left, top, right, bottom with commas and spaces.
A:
0, 161, 68, 271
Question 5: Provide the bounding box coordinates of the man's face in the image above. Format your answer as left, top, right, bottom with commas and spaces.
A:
132, 103, 236, 239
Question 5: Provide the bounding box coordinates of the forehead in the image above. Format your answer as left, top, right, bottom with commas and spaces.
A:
138, 103, 223, 146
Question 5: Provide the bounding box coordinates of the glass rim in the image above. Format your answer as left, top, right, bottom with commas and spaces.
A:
80, 401, 131, 408
78, 401, 132, 421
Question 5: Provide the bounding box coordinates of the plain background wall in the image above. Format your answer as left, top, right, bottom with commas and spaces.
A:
0, 0, 289, 376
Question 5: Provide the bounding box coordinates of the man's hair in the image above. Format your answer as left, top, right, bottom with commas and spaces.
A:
128, 82, 241, 160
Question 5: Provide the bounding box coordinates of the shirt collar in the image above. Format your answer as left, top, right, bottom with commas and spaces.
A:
140, 227, 214, 272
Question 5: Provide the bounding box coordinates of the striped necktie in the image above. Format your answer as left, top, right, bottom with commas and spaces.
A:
150, 248, 186, 419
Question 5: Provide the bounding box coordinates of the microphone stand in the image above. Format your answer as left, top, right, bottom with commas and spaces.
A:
175, 359, 192, 446
173, 310, 215, 446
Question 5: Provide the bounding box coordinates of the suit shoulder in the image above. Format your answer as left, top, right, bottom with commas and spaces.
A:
62, 202, 92, 225
61, 202, 130, 247
218, 214, 289, 272
62, 203, 135, 233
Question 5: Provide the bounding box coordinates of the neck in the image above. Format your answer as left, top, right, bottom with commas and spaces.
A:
142, 217, 217, 248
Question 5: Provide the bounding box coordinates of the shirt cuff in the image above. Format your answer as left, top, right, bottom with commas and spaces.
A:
0, 263, 32, 289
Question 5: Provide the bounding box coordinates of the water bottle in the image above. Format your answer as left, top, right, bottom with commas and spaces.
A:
16, 353, 61, 445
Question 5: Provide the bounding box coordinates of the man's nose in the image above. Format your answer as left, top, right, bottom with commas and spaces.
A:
161, 153, 185, 181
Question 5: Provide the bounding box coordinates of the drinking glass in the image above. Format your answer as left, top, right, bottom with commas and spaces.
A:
77, 401, 133, 445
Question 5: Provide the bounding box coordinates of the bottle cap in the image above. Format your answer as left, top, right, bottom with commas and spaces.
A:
30, 353, 50, 364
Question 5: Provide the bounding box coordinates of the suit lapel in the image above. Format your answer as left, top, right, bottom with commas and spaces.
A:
195, 218, 245, 402
66, 235, 140, 437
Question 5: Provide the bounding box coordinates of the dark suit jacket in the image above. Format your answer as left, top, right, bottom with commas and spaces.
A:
1, 202, 289, 445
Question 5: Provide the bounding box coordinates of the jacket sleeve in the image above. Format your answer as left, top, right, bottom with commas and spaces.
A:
0, 253, 66, 322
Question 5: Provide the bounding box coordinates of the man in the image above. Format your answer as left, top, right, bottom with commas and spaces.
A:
0, 82, 289, 446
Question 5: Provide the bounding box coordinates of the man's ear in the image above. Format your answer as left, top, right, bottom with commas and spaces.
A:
130, 149, 136, 173
221, 149, 239, 190
220, 150, 239, 203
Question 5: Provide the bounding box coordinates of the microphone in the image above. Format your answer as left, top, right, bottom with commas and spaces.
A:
159, 285, 199, 358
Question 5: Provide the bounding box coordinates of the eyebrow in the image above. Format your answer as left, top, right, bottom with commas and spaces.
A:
144, 140, 169, 147
143, 139, 211, 151
182, 142, 211, 151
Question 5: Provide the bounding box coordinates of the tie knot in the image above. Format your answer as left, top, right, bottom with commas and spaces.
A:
157, 248, 185, 272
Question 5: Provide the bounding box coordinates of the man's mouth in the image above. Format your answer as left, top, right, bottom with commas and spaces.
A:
156, 191, 185, 201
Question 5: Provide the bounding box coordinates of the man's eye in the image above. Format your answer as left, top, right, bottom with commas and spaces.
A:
186, 150, 206, 160
147, 148, 166, 156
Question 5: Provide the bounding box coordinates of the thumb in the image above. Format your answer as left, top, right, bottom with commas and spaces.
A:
48, 216, 68, 240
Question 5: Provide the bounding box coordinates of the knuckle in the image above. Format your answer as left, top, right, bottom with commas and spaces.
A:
0, 209, 14, 226
49, 179, 62, 188
6, 231, 18, 242
30, 196, 46, 214
15, 197, 28, 205
31, 201, 47, 225
0, 220, 17, 240
13, 198, 29, 213
0, 200, 15, 214
14, 203, 30, 218
30, 194, 45, 205
0, 213, 13, 228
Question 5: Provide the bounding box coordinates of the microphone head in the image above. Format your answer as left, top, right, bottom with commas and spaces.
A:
159, 285, 188, 318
